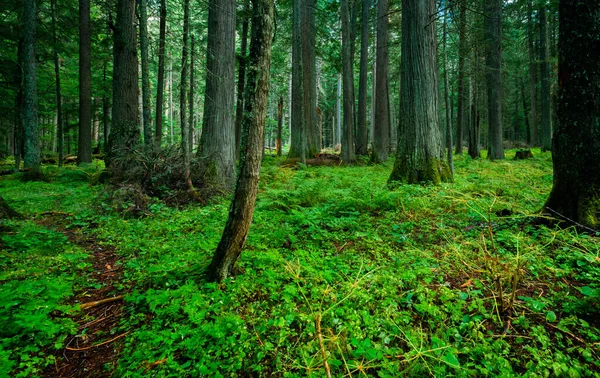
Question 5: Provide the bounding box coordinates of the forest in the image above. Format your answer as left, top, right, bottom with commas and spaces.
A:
0, 0, 599, 376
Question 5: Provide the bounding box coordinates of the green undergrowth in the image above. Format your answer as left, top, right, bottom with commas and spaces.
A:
2, 149, 600, 377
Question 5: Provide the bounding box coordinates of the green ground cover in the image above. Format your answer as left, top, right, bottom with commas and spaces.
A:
1, 150, 599, 377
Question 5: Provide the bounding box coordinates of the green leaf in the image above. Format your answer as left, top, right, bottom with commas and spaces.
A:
545, 311, 557, 322
442, 352, 460, 368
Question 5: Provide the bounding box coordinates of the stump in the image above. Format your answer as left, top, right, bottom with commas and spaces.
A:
514, 150, 533, 160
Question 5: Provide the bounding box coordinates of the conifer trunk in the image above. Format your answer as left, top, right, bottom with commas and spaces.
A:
539, 4, 552, 152
356, 0, 369, 156
455, 0, 467, 155
139, 0, 152, 146
51, 0, 64, 166
78, 0, 92, 164
340, 0, 355, 164
23, 0, 41, 176
371, 0, 389, 163
235, 0, 250, 159
485, 0, 504, 160
155, 0, 166, 146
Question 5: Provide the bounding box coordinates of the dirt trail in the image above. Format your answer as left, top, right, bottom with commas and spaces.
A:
39, 215, 128, 377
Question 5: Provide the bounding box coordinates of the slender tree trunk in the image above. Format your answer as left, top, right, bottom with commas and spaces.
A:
527, 0, 538, 146
139, 0, 152, 146
93, 97, 100, 147
443, 8, 453, 173
78, 0, 92, 164
51, 0, 64, 166
154, 0, 166, 146
304, 0, 319, 156
336, 74, 341, 147
340, 0, 355, 164
208, 0, 274, 282
389, 0, 451, 184
169, 51, 174, 144
180, 0, 190, 167
289, 0, 306, 163
235, 0, 250, 159
455, 0, 467, 155
468, 68, 481, 158
197, 0, 236, 189
23, 0, 41, 177
539, 4, 552, 152
356, 0, 369, 156
102, 64, 110, 153
276, 96, 283, 156
107, 0, 140, 165
513, 85, 519, 142
189, 34, 195, 152
521, 77, 531, 145
485, 0, 504, 160
544, 0, 600, 229
371, 0, 389, 163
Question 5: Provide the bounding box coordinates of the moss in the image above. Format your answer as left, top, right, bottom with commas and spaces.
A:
578, 187, 600, 228
388, 156, 453, 186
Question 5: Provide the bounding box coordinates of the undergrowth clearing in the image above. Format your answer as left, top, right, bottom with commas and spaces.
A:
1, 149, 599, 377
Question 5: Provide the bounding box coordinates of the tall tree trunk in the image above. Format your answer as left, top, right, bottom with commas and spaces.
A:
304, 0, 319, 156
139, 0, 152, 146
340, 0, 355, 164
208, 0, 274, 282
371, 0, 389, 163
468, 67, 481, 158
455, 0, 467, 155
276, 96, 283, 156
539, 4, 552, 152
356, 0, 369, 156
513, 84, 519, 142
235, 0, 250, 159
102, 64, 110, 153
288, 0, 306, 163
107, 0, 140, 165
169, 51, 174, 144
197, 0, 236, 189
51, 0, 64, 166
527, 0, 538, 146
521, 77, 531, 145
23, 0, 41, 177
443, 8, 454, 173
544, 0, 600, 229
336, 74, 341, 147
389, 0, 451, 184
485, 0, 504, 160
180, 0, 190, 170
189, 34, 195, 152
155, 0, 166, 146
93, 97, 100, 146
78, 0, 92, 164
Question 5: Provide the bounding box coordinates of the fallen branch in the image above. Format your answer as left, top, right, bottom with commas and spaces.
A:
315, 313, 332, 378
80, 295, 124, 310
65, 331, 130, 351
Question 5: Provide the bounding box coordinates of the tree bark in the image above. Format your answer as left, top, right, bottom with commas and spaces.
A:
356, 0, 369, 156
485, 0, 504, 160
235, 0, 250, 159
23, 0, 41, 177
102, 64, 110, 153
197, 0, 236, 189
208, 0, 274, 282
527, 0, 538, 146
155, 0, 166, 146
371, 0, 389, 163
189, 34, 195, 151
303, 0, 319, 156
340, 0, 355, 164
521, 77, 531, 144
455, 0, 467, 155
139, 0, 152, 146
544, 0, 600, 229
539, 4, 552, 152
181, 0, 190, 165
107, 0, 140, 165
277, 96, 283, 156
78, 0, 92, 164
288, 0, 306, 163
51, 0, 64, 166
389, 0, 451, 184
468, 67, 481, 159
443, 7, 453, 173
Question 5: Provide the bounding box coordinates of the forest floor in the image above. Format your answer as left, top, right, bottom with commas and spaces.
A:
1, 149, 599, 377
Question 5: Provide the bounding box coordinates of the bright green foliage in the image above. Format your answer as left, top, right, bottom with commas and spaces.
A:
2, 150, 600, 376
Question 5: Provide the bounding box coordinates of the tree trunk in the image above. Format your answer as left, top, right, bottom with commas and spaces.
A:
340, 0, 355, 164
356, 0, 369, 156
277, 96, 283, 156
485, 0, 504, 160
189, 34, 195, 152
455, 0, 467, 155
180, 0, 190, 170
51, 0, 64, 166
371, 0, 389, 163
521, 77, 531, 145
544, 0, 600, 229
235, 0, 250, 159
78, 0, 92, 164
197, 0, 236, 189
539, 4, 552, 152
155, 0, 166, 146
139, 0, 152, 146
102, 64, 110, 153
513, 84, 519, 142
107, 0, 140, 165
468, 67, 481, 159
303, 0, 319, 156
443, 8, 453, 173
389, 0, 450, 184
527, 0, 538, 146
288, 0, 306, 163
23, 0, 41, 177
208, 0, 274, 282
336, 74, 341, 147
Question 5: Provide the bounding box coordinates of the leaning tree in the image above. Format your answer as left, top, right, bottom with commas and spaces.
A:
543, 0, 600, 229
388, 0, 451, 185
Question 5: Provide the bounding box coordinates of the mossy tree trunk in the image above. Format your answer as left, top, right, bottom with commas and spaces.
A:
485, 0, 504, 160
539, 4, 553, 152
197, 0, 236, 189
544, 0, 600, 229
208, 0, 274, 282
388, 0, 451, 185
107, 0, 140, 165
